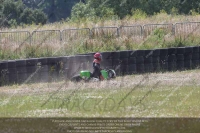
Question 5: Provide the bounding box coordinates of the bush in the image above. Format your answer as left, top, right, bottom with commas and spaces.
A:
131, 9, 147, 20
8, 19, 18, 28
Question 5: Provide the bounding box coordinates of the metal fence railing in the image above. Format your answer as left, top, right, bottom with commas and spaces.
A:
29, 30, 62, 54
174, 22, 200, 39
62, 28, 90, 43
118, 25, 143, 38
91, 27, 119, 38
0, 22, 200, 48
143, 24, 173, 38
31, 30, 61, 46
0, 31, 31, 54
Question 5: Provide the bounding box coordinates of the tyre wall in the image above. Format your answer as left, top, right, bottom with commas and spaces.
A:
0, 46, 200, 86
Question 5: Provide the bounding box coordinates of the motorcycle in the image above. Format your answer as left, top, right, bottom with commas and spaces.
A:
70, 69, 116, 82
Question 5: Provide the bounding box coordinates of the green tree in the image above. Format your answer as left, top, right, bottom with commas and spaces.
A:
36, 0, 80, 22
19, 8, 47, 25
33, 9, 47, 24
0, 0, 47, 27
2, 0, 22, 20
178, 0, 200, 14
19, 8, 35, 24
70, 0, 116, 21
70, 2, 95, 21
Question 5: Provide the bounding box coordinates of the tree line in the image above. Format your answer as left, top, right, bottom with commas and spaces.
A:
71, 0, 200, 21
0, 0, 199, 28
0, 0, 48, 27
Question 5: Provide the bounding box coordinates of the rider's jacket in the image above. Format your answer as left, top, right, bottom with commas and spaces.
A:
92, 59, 101, 78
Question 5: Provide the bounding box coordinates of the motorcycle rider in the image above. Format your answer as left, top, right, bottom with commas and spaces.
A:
92, 52, 104, 80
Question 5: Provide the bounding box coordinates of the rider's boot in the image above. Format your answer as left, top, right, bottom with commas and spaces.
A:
99, 75, 104, 81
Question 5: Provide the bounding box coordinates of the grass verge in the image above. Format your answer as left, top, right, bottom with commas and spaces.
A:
0, 69, 200, 117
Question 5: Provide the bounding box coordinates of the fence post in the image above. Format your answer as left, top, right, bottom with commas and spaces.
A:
140, 25, 143, 37
59, 30, 62, 45
117, 27, 120, 37
172, 24, 176, 36
27, 31, 31, 46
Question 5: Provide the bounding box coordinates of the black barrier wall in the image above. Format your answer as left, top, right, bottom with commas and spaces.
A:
0, 46, 200, 86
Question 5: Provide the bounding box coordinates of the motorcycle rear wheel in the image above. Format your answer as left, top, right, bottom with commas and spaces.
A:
71, 74, 82, 82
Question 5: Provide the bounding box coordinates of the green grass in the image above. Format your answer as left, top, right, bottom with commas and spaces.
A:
1, 69, 200, 132
0, 67, 199, 131
0, 80, 199, 117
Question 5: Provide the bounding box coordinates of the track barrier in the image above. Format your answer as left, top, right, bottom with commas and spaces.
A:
0, 46, 200, 86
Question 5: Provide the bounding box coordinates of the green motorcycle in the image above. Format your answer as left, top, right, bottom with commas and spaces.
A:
70, 69, 116, 82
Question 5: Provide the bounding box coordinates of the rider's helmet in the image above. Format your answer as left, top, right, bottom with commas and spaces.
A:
94, 52, 102, 61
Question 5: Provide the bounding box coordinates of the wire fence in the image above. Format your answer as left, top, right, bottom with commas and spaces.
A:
0, 21, 199, 49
